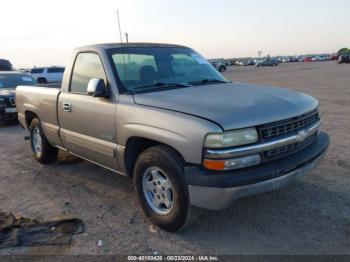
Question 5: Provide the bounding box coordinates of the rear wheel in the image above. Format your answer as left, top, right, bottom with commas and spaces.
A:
37, 78, 47, 84
30, 118, 58, 164
133, 145, 201, 232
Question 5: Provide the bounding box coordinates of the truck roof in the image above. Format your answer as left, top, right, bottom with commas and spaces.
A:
78, 42, 190, 50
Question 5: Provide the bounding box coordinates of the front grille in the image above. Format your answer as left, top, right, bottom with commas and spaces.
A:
257, 110, 320, 162
9, 97, 16, 106
263, 132, 317, 160
258, 110, 319, 140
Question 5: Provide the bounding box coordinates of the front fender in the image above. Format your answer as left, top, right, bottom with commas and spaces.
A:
116, 95, 222, 165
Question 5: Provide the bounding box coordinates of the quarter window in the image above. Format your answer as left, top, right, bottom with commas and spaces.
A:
70, 53, 106, 93
47, 67, 65, 73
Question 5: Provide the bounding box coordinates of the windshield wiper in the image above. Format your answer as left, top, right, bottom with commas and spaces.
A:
187, 79, 227, 85
134, 82, 191, 91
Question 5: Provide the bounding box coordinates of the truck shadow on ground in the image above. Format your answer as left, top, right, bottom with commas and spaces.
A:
47, 156, 349, 254
182, 176, 349, 254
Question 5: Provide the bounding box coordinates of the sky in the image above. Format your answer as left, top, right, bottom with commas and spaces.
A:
1, 0, 350, 68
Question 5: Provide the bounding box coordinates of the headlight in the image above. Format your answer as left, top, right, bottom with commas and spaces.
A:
204, 128, 258, 148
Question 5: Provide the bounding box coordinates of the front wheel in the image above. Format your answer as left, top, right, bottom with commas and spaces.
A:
30, 118, 58, 164
133, 145, 201, 232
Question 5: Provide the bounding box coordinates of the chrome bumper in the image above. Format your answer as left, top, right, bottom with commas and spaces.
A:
188, 152, 326, 210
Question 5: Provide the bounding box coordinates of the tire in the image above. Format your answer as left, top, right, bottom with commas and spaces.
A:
133, 145, 201, 232
37, 78, 47, 84
30, 118, 58, 164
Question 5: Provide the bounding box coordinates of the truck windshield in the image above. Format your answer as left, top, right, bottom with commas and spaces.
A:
0, 74, 36, 89
109, 47, 227, 93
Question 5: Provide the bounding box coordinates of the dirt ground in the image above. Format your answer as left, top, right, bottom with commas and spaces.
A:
0, 61, 349, 255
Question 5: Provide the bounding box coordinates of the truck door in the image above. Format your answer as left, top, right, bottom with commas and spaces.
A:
57, 52, 119, 171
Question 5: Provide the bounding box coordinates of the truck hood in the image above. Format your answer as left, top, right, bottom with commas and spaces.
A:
0, 89, 16, 97
133, 82, 319, 130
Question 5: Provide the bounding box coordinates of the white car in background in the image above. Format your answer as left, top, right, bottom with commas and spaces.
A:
315, 55, 329, 61
30, 67, 65, 83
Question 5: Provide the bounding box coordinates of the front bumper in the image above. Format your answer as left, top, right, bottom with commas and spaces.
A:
185, 132, 330, 210
0, 109, 17, 122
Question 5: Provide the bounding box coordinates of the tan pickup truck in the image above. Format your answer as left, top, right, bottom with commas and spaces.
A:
16, 43, 330, 231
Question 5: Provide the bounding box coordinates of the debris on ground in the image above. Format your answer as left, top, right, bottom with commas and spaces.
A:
148, 224, 157, 234
97, 239, 103, 247
0, 211, 84, 249
129, 212, 137, 224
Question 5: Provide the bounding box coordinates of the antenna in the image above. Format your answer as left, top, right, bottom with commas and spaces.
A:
117, 10, 124, 45
125, 32, 129, 43
117, 10, 127, 80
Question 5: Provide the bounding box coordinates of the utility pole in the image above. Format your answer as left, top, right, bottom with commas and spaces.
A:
258, 50, 262, 58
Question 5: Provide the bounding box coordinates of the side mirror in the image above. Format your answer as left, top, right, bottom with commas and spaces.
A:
87, 78, 110, 97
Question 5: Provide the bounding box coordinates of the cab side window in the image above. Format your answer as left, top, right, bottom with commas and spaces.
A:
70, 53, 105, 93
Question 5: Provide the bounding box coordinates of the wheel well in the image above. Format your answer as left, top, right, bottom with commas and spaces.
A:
37, 77, 47, 83
25, 111, 38, 128
124, 137, 185, 177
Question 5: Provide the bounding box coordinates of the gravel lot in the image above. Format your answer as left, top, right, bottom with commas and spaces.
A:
0, 61, 349, 255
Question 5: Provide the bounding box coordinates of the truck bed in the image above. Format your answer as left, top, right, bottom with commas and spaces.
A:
37, 82, 62, 88
16, 85, 62, 146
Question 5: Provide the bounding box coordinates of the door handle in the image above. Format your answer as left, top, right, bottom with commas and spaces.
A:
63, 102, 72, 112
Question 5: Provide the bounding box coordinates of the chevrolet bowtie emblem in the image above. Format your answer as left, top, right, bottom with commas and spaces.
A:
296, 130, 308, 142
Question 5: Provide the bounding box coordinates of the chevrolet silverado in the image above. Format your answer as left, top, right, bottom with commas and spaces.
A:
16, 43, 330, 232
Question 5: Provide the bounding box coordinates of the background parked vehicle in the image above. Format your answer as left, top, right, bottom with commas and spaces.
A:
289, 57, 299, 62
19, 68, 31, 73
315, 55, 329, 61
235, 59, 255, 66
0, 59, 13, 71
338, 55, 350, 64
243, 59, 255, 66
329, 54, 338, 60
304, 57, 313, 62
281, 57, 290, 63
0, 71, 36, 123
30, 66, 65, 83
211, 61, 227, 72
298, 56, 306, 62
256, 59, 279, 67
226, 59, 235, 66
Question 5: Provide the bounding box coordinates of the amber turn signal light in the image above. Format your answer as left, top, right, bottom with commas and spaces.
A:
203, 159, 226, 171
